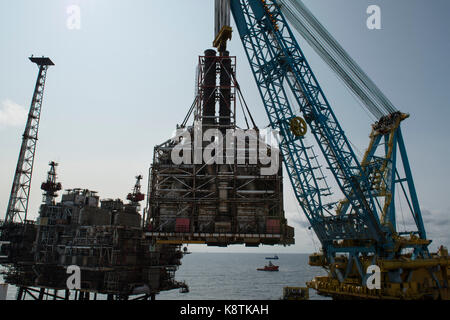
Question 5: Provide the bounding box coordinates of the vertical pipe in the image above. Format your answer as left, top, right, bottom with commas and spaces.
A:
38, 287, 45, 300
203, 50, 219, 227
17, 287, 24, 300
203, 49, 217, 126
219, 51, 232, 130
218, 51, 232, 224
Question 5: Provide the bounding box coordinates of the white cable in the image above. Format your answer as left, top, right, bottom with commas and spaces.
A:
279, 0, 397, 120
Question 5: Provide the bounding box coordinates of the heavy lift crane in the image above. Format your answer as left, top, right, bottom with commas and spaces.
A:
0, 2, 447, 301
214, 0, 449, 299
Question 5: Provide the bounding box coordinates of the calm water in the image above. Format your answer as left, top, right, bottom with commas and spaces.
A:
1, 253, 328, 300
158, 252, 328, 300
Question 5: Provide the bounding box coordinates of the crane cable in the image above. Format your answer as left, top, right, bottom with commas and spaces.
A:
278, 0, 397, 120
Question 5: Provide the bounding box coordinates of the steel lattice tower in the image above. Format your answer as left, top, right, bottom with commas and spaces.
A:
4, 57, 54, 224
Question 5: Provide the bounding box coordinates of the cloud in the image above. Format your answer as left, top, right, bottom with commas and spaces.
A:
0, 99, 27, 128
421, 209, 450, 247
287, 207, 450, 251
397, 208, 450, 250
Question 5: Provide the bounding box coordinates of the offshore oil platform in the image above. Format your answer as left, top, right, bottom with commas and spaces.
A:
1, 165, 188, 300
146, 49, 294, 246
1, 0, 449, 300
0, 24, 294, 300
0, 57, 188, 300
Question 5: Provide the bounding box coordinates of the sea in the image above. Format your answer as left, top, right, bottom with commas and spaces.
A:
158, 252, 328, 300
1, 253, 329, 300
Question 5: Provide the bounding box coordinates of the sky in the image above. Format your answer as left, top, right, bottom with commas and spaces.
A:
0, 0, 449, 253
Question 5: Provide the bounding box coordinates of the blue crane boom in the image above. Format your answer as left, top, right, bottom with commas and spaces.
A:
214, 0, 449, 299
229, 0, 386, 247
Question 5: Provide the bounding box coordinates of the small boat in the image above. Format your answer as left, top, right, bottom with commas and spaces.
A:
180, 286, 190, 293
257, 261, 279, 272
179, 281, 189, 293
265, 255, 279, 260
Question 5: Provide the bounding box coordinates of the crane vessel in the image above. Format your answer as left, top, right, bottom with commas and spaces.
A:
1, 0, 448, 301
213, 0, 449, 300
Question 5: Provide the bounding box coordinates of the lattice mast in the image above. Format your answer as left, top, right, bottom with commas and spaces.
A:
4, 57, 54, 223
40, 161, 62, 205
127, 175, 145, 205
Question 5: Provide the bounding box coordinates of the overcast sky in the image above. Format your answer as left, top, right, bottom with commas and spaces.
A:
0, 0, 449, 253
